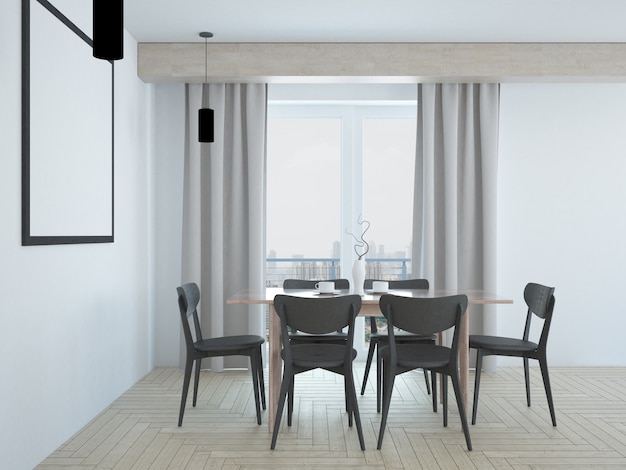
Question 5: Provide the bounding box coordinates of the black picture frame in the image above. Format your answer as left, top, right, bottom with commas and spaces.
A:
22, 0, 114, 246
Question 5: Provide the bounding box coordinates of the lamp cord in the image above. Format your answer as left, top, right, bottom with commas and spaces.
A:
204, 36, 208, 84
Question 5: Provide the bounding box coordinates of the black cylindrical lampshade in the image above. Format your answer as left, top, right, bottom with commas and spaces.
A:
199, 108, 214, 143
93, 0, 124, 60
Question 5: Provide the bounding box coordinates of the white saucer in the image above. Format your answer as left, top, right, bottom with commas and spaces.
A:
314, 290, 341, 295
365, 289, 389, 294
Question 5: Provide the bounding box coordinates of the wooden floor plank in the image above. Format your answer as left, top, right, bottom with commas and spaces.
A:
35, 365, 626, 469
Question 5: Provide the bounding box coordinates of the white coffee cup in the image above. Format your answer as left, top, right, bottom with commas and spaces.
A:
372, 281, 389, 293
315, 281, 335, 293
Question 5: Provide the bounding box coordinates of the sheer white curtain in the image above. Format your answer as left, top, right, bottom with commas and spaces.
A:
182, 83, 267, 371
411, 83, 500, 367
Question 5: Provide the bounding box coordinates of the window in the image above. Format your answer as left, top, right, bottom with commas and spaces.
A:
266, 115, 341, 260
361, 112, 417, 272
267, 85, 417, 351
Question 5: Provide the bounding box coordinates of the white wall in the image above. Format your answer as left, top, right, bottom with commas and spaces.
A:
497, 83, 626, 366
0, 1, 154, 469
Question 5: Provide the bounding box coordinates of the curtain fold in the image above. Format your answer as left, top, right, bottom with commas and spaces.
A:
182, 83, 267, 371
411, 83, 500, 368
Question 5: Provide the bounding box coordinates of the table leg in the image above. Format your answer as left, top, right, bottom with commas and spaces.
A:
459, 306, 469, 412
267, 304, 281, 432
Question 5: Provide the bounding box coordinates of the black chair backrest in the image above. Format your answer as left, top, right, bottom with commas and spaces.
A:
522, 282, 556, 349
379, 294, 467, 336
177, 282, 203, 349
364, 278, 429, 290
283, 279, 350, 290
274, 294, 361, 335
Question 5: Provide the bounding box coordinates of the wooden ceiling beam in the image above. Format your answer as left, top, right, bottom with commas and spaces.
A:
138, 42, 626, 83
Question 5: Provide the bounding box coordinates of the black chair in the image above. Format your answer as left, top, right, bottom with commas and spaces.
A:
271, 294, 365, 450
177, 282, 266, 426
377, 294, 472, 451
470, 282, 557, 426
283, 279, 350, 344
361, 279, 435, 413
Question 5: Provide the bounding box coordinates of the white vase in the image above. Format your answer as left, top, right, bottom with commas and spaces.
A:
352, 258, 365, 296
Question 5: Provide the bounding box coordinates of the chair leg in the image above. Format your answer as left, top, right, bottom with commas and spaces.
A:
360, 340, 377, 395
539, 357, 557, 426
524, 357, 531, 407
178, 358, 194, 426
258, 346, 266, 410
423, 369, 431, 395
270, 371, 292, 450
472, 350, 484, 425
343, 375, 352, 414
346, 376, 353, 426
346, 368, 365, 450
376, 351, 383, 412
287, 376, 295, 426
442, 373, 448, 427
192, 358, 202, 407
344, 371, 353, 427
249, 352, 262, 425
432, 371, 438, 412
377, 359, 396, 450
344, 376, 349, 412
450, 370, 473, 451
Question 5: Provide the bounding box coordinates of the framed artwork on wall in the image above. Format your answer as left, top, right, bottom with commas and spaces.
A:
22, 0, 114, 245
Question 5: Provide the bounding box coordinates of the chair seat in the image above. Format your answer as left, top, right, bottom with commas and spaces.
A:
379, 344, 451, 369
195, 334, 265, 353
469, 334, 538, 353
286, 344, 357, 368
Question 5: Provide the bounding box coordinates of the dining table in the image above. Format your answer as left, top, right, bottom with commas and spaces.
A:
227, 286, 513, 431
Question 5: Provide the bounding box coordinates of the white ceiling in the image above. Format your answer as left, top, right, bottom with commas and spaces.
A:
124, 0, 626, 44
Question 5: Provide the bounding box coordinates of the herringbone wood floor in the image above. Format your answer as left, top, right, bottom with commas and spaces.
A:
36, 364, 626, 469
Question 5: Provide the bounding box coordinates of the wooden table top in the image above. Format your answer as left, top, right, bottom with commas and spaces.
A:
228, 287, 513, 306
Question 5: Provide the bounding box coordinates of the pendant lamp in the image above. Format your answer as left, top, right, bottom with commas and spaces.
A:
93, 0, 124, 61
198, 32, 214, 143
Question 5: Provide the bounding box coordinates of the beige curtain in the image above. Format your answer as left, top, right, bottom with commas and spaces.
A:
182, 83, 267, 371
412, 83, 500, 369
